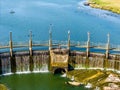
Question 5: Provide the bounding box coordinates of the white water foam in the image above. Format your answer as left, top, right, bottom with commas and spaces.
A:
2, 73, 13, 76
32, 70, 49, 73
16, 70, 49, 74
116, 71, 120, 73
75, 67, 120, 73
85, 83, 92, 88
16, 71, 31, 74
61, 73, 66, 77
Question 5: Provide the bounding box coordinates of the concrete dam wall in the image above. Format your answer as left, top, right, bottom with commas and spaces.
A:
0, 50, 120, 75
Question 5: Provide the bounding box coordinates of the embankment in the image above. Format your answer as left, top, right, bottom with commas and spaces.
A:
88, 0, 120, 14
0, 84, 8, 90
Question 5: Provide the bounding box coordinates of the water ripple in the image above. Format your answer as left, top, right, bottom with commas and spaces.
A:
77, 0, 120, 23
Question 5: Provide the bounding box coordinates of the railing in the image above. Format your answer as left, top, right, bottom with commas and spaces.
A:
0, 40, 120, 51
0, 31, 120, 57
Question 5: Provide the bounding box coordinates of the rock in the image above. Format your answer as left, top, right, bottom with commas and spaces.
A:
103, 83, 120, 90
84, 2, 90, 6
105, 74, 120, 83
10, 10, 15, 14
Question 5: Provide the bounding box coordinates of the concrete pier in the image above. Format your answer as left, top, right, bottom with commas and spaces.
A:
106, 34, 110, 59
0, 58, 2, 74
10, 55, 16, 73
29, 31, 33, 56
9, 32, 13, 57
86, 32, 90, 57
29, 31, 34, 71
9, 32, 16, 73
49, 24, 52, 50
68, 31, 70, 50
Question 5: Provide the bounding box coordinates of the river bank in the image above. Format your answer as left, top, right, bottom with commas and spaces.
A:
88, 0, 120, 14
67, 69, 120, 90
0, 84, 8, 90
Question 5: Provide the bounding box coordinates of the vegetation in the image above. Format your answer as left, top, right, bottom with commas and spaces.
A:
89, 0, 120, 14
67, 69, 120, 89
0, 84, 8, 90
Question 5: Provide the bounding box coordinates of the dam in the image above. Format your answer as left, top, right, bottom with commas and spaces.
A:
0, 31, 120, 75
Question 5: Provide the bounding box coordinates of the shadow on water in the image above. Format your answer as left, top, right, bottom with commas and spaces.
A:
54, 68, 66, 75
68, 64, 74, 71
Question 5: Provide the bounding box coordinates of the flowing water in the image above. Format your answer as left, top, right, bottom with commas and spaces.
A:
1, 0, 120, 90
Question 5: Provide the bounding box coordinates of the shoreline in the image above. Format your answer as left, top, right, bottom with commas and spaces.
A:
67, 69, 120, 90
0, 84, 8, 90
87, 0, 120, 14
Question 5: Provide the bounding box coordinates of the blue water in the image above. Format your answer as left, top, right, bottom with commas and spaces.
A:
0, 0, 120, 45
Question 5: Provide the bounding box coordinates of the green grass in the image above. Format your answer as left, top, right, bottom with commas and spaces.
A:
89, 0, 120, 14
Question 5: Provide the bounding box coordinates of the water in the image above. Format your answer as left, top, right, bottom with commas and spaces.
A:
0, 73, 89, 90
1, 0, 120, 90
1, 0, 120, 44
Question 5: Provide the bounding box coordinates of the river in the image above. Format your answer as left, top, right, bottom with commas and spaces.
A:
0, 0, 120, 90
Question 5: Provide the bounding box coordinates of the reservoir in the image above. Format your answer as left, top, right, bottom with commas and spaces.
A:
1, 0, 120, 44
0, 0, 120, 90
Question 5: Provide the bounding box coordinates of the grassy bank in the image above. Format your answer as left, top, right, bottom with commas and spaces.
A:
89, 0, 120, 14
67, 69, 120, 89
0, 84, 8, 90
